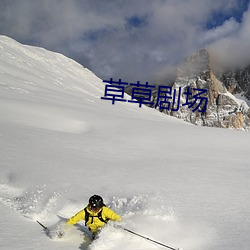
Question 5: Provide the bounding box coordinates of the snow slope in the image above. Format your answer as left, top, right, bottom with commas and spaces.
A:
0, 35, 250, 250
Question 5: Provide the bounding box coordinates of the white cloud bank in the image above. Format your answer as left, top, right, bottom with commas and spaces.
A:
0, 0, 249, 81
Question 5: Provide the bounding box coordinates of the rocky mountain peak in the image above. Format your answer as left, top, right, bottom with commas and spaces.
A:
151, 49, 250, 130
177, 48, 210, 78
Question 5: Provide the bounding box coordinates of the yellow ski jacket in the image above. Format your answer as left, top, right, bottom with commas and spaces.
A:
67, 206, 121, 233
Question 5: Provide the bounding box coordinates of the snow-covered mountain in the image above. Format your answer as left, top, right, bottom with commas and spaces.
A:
150, 49, 250, 130
0, 36, 250, 250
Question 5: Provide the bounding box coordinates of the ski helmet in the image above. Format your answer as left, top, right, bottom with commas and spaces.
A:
89, 195, 104, 210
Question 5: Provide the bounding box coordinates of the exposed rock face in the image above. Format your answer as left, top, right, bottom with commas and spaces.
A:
151, 49, 250, 130
217, 66, 250, 101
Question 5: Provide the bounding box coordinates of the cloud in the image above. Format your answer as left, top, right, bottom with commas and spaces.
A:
209, 3, 250, 69
200, 18, 240, 45
0, 0, 249, 82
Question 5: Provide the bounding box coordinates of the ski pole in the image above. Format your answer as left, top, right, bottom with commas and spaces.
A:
122, 227, 180, 250
37, 220, 48, 231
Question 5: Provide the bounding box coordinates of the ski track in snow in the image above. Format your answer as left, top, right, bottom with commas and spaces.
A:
0, 179, 211, 250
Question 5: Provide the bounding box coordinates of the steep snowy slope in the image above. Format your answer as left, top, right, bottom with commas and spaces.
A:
0, 36, 250, 250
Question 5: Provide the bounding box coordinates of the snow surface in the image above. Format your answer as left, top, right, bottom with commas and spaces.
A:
0, 35, 250, 250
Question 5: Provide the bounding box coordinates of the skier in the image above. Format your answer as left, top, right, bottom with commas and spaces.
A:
66, 194, 121, 239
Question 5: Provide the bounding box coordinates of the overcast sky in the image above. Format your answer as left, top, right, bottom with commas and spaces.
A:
0, 0, 249, 82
